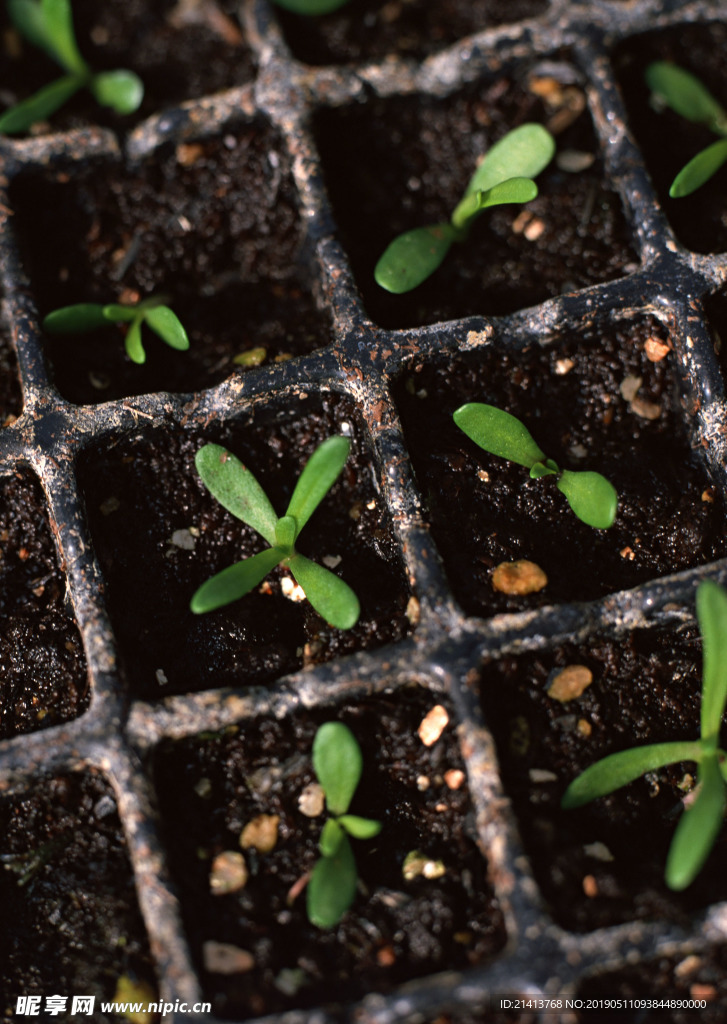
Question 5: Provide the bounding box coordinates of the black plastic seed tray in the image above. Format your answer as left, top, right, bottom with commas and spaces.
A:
1, 0, 727, 1021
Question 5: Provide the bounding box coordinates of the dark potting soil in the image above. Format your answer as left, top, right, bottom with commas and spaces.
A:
480, 620, 727, 933
313, 69, 638, 329
704, 288, 727, 387
275, 0, 548, 67
0, 470, 88, 740
613, 21, 727, 255
78, 391, 412, 701
0, 0, 254, 134
10, 122, 331, 405
0, 770, 156, 1019
0, 328, 22, 423
153, 688, 506, 1020
393, 315, 727, 618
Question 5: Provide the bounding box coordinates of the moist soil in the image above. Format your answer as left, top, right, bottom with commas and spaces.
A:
0, 470, 88, 740
78, 390, 412, 701
0, 769, 156, 1020
10, 122, 331, 405
276, 0, 548, 67
393, 314, 727, 618
313, 69, 638, 329
0, 328, 22, 423
614, 21, 727, 255
153, 687, 506, 1021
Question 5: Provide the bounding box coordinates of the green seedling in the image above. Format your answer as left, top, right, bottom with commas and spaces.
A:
374, 123, 555, 294
0, 0, 143, 134
306, 722, 381, 929
646, 61, 727, 197
190, 437, 360, 630
43, 297, 189, 365
453, 403, 618, 529
562, 579, 727, 891
272, 0, 350, 13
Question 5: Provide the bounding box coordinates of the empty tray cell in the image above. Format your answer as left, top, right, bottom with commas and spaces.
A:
275, 0, 548, 67
78, 390, 412, 699
153, 687, 506, 1020
0, 470, 88, 739
0, 327, 22, 423
479, 622, 727, 932
614, 22, 727, 255
0, 769, 156, 1013
393, 315, 726, 618
313, 69, 638, 329
9, 122, 332, 403
0, 0, 254, 134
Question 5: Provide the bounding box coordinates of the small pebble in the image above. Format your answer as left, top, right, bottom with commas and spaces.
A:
691, 984, 717, 1002
444, 769, 465, 790
418, 705, 449, 746
644, 337, 670, 362
630, 396, 662, 420
577, 718, 592, 737
584, 841, 614, 862
210, 851, 248, 895
620, 375, 642, 402
203, 941, 255, 975
416, 775, 430, 791
322, 554, 342, 569
233, 346, 266, 367
377, 946, 396, 967
548, 665, 593, 702
298, 782, 325, 817
239, 814, 280, 853
674, 955, 701, 979
170, 528, 196, 550
281, 576, 306, 602
582, 874, 598, 898
402, 850, 446, 880
556, 149, 595, 173
406, 595, 421, 626
176, 142, 205, 166
529, 768, 558, 783
555, 358, 575, 375
492, 559, 548, 595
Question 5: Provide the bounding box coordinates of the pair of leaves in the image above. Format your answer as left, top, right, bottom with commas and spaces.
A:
0, 0, 143, 134
190, 437, 360, 631
453, 403, 618, 530
43, 299, 189, 365
562, 580, 727, 891
646, 62, 727, 197
374, 123, 555, 294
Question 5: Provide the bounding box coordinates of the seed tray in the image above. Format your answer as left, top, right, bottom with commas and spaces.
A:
1, 0, 727, 1021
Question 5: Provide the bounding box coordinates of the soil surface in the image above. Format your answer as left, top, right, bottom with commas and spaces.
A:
0, 770, 156, 1021
313, 69, 638, 329
614, 20, 727, 254
79, 391, 412, 700
154, 688, 506, 1020
276, 0, 548, 66
10, 122, 331, 404
394, 315, 726, 618
0, 471, 88, 739
0, 329, 22, 422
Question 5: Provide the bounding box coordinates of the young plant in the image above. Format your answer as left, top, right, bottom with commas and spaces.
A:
306, 722, 381, 929
190, 437, 360, 630
43, 297, 189, 366
646, 62, 727, 197
562, 579, 727, 891
0, 0, 143, 134
374, 123, 555, 294
272, 0, 350, 13
453, 403, 618, 529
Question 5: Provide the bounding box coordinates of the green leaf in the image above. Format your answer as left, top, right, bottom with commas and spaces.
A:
561, 740, 704, 809
289, 554, 360, 630
529, 459, 559, 479
189, 546, 284, 614
665, 754, 725, 891
453, 403, 546, 469
8, 0, 55, 57
319, 818, 344, 857
556, 469, 618, 529
273, 0, 350, 13
40, 0, 87, 74
646, 61, 727, 135
669, 139, 727, 197
306, 834, 357, 930
194, 444, 278, 547
123, 317, 146, 364
285, 436, 350, 536
312, 722, 363, 817
374, 223, 457, 294
143, 304, 189, 351
43, 303, 108, 333
451, 177, 538, 231
274, 515, 297, 552
697, 580, 727, 747
90, 69, 144, 115
466, 123, 555, 196
338, 815, 382, 840
102, 304, 138, 323
0, 73, 82, 134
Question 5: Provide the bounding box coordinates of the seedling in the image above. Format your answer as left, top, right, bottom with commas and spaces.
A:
0, 0, 143, 134
272, 0, 350, 13
43, 297, 189, 365
374, 123, 555, 294
190, 437, 360, 630
453, 403, 618, 529
562, 579, 727, 891
646, 62, 727, 197
306, 722, 381, 929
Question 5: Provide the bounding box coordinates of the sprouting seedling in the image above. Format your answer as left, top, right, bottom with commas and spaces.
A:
0, 0, 143, 134
43, 297, 189, 365
453, 403, 618, 529
271, 0, 350, 13
646, 62, 727, 197
190, 437, 360, 630
562, 579, 727, 892
306, 722, 381, 929
374, 123, 555, 294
